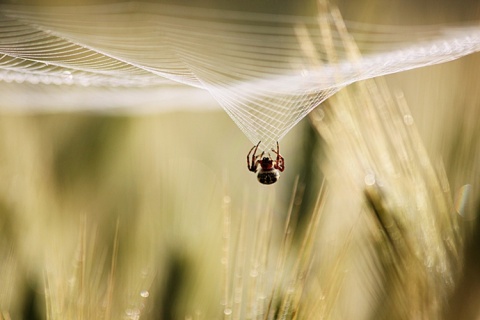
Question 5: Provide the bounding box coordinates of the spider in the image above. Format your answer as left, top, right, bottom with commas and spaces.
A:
247, 141, 285, 185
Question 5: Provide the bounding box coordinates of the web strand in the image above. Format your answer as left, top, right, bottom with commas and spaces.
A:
0, 3, 479, 148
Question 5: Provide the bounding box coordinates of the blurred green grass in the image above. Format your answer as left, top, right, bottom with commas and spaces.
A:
0, 111, 308, 319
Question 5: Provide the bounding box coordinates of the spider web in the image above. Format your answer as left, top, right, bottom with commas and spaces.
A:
1, 3, 480, 149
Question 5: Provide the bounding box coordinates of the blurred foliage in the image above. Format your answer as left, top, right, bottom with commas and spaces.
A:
0, 0, 479, 319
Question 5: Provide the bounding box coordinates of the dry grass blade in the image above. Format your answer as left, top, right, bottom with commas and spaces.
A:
302, 3, 463, 318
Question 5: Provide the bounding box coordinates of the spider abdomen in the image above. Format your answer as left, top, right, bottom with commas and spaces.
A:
257, 169, 280, 185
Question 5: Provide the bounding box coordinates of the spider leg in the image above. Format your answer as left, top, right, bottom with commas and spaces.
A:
271, 141, 285, 172
247, 141, 261, 172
